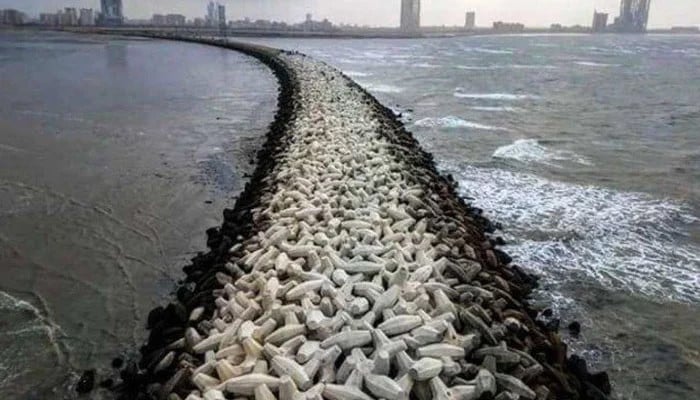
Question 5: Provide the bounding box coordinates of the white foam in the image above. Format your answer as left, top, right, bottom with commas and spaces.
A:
454, 91, 540, 101
462, 47, 514, 55
470, 106, 521, 112
343, 70, 372, 77
573, 61, 621, 68
414, 116, 509, 131
0, 291, 66, 389
358, 82, 404, 93
411, 63, 441, 68
458, 65, 557, 70
444, 164, 700, 304
493, 139, 593, 166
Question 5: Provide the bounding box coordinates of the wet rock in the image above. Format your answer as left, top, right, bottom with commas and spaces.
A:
568, 321, 581, 337
76, 369, 96, 394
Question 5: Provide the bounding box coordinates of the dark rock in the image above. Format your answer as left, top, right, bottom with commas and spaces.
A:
494, 249, 513, 265
100, 378, 114, 389
111, 357, 124, 369
567, 354, 589, 378
545, 318, 560, 332
589, 372, 612, 395
542, 308, 553, 318
568, 321, 582, 337
76, 369, 96, 394
146, 307, 164, 330
584, 382, 610, 400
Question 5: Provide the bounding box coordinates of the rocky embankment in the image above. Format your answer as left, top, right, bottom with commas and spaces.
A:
113, 37, 611, 400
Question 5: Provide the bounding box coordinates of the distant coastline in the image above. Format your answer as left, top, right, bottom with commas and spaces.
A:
4, 24, 699, 39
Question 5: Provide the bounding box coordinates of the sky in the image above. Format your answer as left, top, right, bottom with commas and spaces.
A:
1, 0, 698, 28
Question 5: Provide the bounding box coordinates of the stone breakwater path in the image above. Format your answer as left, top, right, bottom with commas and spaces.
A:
124, 37, 611, 400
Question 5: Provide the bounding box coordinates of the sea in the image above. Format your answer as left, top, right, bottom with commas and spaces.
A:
1, 31, 699, 399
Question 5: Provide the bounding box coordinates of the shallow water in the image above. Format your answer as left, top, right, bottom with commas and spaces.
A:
0, 31, 277, 398
243, 34, 700, 399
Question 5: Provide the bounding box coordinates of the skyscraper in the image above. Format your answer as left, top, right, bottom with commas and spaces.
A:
465, 11, 476, 30
592, 11, 609, 32
99, 0, 123, 26
218, 4, 226, 28
206, 1, 217, 27
400, 0, 420, 32
613, 0, 651, 32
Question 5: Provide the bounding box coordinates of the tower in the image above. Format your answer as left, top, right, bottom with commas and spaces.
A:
400, 0, 420, 32
99, 0, 123, 26
465, 11, 476, 30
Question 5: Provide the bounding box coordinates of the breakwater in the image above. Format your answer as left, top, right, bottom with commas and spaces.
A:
116, 36, 611, 400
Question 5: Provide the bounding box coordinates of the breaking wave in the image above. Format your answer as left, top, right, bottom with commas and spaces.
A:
414, 117, 509, 131
470, 106, 521, 112
573, 61, 621, 68
358, 82, 404, 93
454, 90, 540, 101
493, 139, 593, 166
343, 70, 372, 77
0, 291, 66, 392
444, 164, 700, 304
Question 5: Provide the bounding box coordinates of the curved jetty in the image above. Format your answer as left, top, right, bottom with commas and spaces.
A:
122, 37, 610, 400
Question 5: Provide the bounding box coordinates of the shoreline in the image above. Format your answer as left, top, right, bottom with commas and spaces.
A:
99, 35, 612, 400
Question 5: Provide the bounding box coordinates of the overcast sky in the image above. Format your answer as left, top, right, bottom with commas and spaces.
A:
1, 1, 698, 28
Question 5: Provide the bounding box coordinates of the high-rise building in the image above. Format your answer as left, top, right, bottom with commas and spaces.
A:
165, 14, 187, 26
99, 0, 123, 26
206, 1, 218, 27
400, 0, 420, 32
592, 11, 609, 32
218, 4, 226, 27
62, 8, 79, 26
1, 9, 25, 25
613, 0, 651, 32
79, 9, 95, 26
465, 11, 476, 30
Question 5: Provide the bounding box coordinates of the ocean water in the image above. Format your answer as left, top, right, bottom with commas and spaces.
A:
242, 34, 700, 399
0, 31, 277, 398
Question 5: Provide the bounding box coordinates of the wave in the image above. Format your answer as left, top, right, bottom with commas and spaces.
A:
493, 139, 593, 166
0, 291, 66, 390
343, 70, 372, 77
411, 63, 441, 68
358, 82, 404, 93
444, 164, 700, 304
462, 47, 514, 55
573, 61, 621, 68
470, 106, 521, 112
458, 64, 557, 70
414, 116, 509, 131
454, 91, 540, 101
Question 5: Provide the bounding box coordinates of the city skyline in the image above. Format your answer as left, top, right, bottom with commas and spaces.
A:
1, 0, 699, 28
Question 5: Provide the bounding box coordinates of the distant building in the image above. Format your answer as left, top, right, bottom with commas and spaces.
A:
193, 18, 206, 27
671, 26, 699, 33
206, 1, 217, 27
613, 0, 651, 32
217, 4, 226, 28
493, 21, 525, 33
465, 11, 476, 30
99, 0, 124, 26
0, 9, 25, 25
306, 13, 313, 23
40, 13, 59, 26
165, 14, 187, 26
79, 9, 95, 26
62, 8, 79, 26
592, 11, 609, 32
400, 0, 420, 32
152, 14, 166, 26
